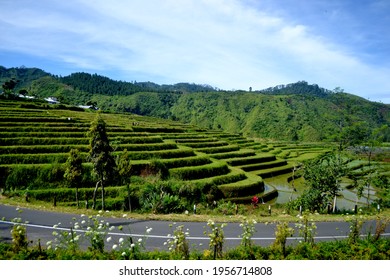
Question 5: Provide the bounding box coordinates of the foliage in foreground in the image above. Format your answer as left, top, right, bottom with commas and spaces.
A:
1, 210, 389, 260
1, 236, 389, 260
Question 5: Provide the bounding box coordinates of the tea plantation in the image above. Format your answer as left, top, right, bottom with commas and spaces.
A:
0, 99, 340, 211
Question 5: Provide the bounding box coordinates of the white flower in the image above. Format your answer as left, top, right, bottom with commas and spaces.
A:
119, 238, 124, 244
130, 243, 135, 248
121, 252, 127, 256
138, 238, 142, 243
107, 236, 112, 242
109, 226, 115, 231
146, 228, 153, 234
122, 214, 127, 218
112, 244, 118, 250
81, 220, 86, 224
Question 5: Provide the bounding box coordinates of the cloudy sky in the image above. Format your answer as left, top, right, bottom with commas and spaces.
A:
1, 0, 389, 103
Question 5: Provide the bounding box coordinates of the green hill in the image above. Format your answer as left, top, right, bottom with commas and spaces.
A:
1, 66, 389, 142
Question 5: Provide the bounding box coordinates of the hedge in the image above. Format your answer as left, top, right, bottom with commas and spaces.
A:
132, 126, 185, 133
169, 161, 230, 180
24, 186, 126, 203
160, 133, 209, 140
0, 153, 84, 165
219, 178, 264, 198
0, 117, 76, 123
174, 138, 217, 143
210, 151, 256, 160
0, 132, 86, 138
254, 164, 294, 178
239, 159, 287, 172
0, 137, 89, 146
0, 126, 88, 132
195, 145, 240, 154
113, 148, 195, 160
160, 156, 211, 169
111, 136, 163, 144
114, 143, 178, 152
225, 154, 277, 166
187, 167, 246, 186
0, 145, 89, 154
181, 141, 229, 149
0, 121, 90, 127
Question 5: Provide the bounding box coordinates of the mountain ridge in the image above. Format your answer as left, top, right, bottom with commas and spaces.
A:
1, 66, 389, 142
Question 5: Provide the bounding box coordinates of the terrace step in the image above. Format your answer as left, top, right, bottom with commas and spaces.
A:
225, 154, 277, 166
238, 159, 287, 172
169, 161, 230, 180
218, 174, 264, 198
253, 163, 294, 178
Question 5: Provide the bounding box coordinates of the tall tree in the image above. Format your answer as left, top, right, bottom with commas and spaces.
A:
64, 149, 83, 208
300, 152, 346, 212
88, 113, 116, 210
1, 78, 18, 98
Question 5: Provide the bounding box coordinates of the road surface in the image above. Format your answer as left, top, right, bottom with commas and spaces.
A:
1, 204, 389, 251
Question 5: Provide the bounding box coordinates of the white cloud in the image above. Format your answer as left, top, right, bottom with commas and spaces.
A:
0, 0, 389, 102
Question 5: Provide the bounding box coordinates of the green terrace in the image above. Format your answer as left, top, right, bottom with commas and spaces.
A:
0, 99, 333, 210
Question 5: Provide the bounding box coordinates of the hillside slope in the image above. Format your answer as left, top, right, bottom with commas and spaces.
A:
1, 66, 389, 142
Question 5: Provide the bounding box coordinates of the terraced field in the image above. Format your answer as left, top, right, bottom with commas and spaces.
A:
0, 99, 332, 210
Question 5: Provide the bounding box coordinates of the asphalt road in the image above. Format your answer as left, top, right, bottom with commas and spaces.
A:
1, 204, 389, 251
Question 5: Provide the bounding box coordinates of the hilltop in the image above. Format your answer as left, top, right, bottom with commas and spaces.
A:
1, 66, 389, 142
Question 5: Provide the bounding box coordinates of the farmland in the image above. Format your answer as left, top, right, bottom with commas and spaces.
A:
0, 98, 334, 210
0, 98, 388, 213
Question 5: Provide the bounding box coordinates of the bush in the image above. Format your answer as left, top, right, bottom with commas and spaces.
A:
0, 144, 89, 154
5, 164, 65, 191
219, 179, 264, 198
169, 162, 230, 180
0, 137, 88, 146
226, 155, 276, 166
160, 156, 211, 169
0, 153, 85, 165
195, 145, 240, 154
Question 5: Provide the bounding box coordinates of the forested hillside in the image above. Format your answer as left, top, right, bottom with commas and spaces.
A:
1, 66, 389, 142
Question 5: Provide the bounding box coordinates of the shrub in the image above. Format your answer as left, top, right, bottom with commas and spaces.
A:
195, 145, 240, 154
165, 224, 190, 260
204, 220, 226, 260
226, 155, 276, 166
169, 162, 229, 180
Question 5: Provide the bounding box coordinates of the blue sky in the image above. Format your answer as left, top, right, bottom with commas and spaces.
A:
1, 0, 389, 103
